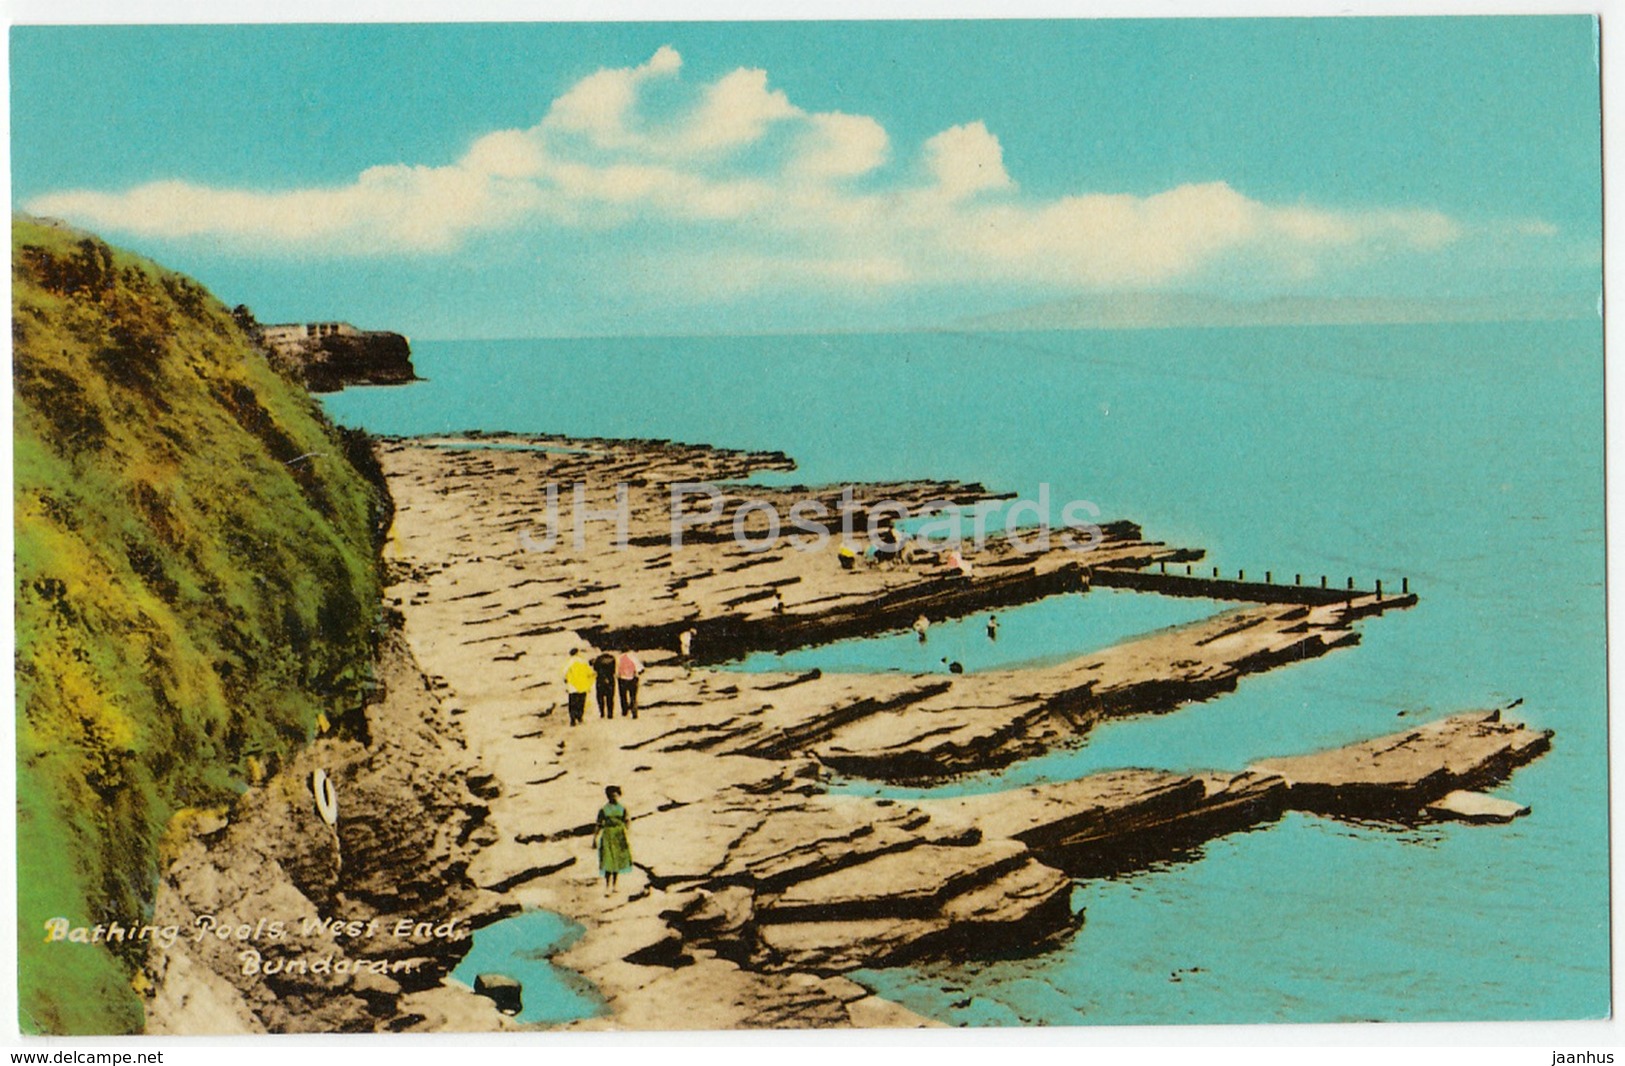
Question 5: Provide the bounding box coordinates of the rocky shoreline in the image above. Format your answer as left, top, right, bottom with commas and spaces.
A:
142, 630, 509, 1033
259, 323, 419, 393
143, 433, 1552, 1031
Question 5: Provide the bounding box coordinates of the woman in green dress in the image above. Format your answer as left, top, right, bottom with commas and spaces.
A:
592, 786, 632, 894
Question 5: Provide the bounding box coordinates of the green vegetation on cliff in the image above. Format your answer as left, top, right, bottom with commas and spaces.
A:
13, 217, 387, 1033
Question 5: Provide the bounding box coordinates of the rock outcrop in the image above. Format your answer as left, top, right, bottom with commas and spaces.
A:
472, 974, 522, 1015
344, 432, 1456, 1029
1252, 710, 1551, 819
925, 769, 1289, 876
142, 633, 502, 1034
631, 793, 1075, 976
1425, 790, 1530, 823
139, 431, 1546, 1031
376, 435, 1414, 784
261, 323, 418, 392
547, 718, 1552, 998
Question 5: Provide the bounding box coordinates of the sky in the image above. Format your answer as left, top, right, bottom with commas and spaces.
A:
9, 18, 1603, 338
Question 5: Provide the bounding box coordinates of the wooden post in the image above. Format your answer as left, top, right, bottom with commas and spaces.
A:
1376, 579, 1383, 600
1320, 575, 1327, 589
1403, 577, 1409, 594
1213, 567, 1219, 578
1186, 564, 1192, 576
1160, 561, 1167, 573
1295, 573, 1302, 586
1266, 570, 1272, 584
1239, 569, 1245, 582
1347, 577, 1354, 590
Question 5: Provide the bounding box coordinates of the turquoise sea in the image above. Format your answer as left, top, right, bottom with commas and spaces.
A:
322, 322, 1608, 1025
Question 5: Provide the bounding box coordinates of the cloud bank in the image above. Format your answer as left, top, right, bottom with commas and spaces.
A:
30, 46, 1484, 296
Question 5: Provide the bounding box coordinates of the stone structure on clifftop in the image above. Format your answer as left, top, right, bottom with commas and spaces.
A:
260, 321, 418, 392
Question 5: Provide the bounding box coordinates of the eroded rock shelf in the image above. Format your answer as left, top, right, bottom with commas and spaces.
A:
366, 435, 1544, 1030
148, 433, 1550, 1032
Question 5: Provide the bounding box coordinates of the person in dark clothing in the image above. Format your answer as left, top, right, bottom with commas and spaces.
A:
616, 650, 643, 718
874, 525, 904, 567
591, 650, 617, 719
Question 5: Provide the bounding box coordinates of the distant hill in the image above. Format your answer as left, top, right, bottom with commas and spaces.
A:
13, 216, 388, 1033
953, 290, 1598, 332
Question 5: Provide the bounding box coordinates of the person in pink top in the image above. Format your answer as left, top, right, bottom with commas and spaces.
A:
616, 651, 644, 719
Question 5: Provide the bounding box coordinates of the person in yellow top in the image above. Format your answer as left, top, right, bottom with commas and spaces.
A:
563, 649, 595, 727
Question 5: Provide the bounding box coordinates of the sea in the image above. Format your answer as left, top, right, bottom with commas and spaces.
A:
321, 321, 1609, 1026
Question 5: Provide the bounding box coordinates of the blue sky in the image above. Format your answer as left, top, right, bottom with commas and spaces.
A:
11, 18, 1601, 337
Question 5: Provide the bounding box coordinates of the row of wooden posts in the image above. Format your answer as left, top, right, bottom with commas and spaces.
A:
1156, 560, 1410, 598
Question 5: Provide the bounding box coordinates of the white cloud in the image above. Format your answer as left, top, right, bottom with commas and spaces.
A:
538, 51, 799, 160
922, 121, 1013, 199
976, 183, 1261, 283
463, 129, 548, 181
28, 45, 1498, 298
30, 155, 545, 254
791, 113, 889, 180
675, 68, 800, 153
542, 45, 682, 150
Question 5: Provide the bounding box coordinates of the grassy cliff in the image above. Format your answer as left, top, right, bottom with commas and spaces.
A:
13, 217, 387, 1033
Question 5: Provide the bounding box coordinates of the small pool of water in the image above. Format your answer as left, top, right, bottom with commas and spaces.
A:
723, 587, 1236, 677
420, 438, 597, 455
448, 909, 604, 1026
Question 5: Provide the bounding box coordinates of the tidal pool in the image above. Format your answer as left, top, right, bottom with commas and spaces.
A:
722, 586, 1236, 677
448, 909, 604, 1026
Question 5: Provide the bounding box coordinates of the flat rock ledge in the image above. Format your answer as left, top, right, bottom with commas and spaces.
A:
330, 434, 1541, 1030
1253, 710, 1550, 819
628, 711, 1551, 983
1426, 790, 1530, 824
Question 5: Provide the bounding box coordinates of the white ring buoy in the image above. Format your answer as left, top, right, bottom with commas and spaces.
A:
311, 769, 339, 827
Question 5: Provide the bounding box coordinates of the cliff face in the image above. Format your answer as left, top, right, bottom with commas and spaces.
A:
142, 630, 498, 1035
261, 327, 417, 393
12, 217, 387, 1033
